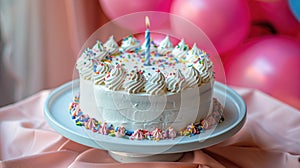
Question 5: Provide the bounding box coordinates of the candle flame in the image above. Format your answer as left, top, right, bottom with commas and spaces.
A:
145, 16, 150, 28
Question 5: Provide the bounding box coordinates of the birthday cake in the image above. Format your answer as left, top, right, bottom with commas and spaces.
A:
70, 18, 223, 140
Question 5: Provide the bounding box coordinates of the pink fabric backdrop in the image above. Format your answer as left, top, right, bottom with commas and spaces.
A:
0, 87, 299, 167
36, 0, 108, 90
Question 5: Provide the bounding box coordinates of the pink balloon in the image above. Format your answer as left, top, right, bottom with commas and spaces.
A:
224, 36, 300, 109
99, 0, 173, 32
247, 0, 300, 36
248, 22, 276, 38
99, 0, 172, 19
170, 0, 251, 54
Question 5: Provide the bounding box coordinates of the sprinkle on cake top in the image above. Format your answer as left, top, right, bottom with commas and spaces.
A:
76, 35, 214, 95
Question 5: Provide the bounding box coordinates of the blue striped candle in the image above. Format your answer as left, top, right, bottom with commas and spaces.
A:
144, 16, 151, 66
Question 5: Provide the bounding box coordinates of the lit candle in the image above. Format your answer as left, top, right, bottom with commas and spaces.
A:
144, 16, 151, 66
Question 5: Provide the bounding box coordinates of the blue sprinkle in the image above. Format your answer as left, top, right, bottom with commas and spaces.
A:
94, 125, 100, 131
93, 65, 97, 72
125, 130, 134, 136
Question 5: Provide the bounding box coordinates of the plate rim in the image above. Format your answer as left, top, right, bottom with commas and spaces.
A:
44, 80, 246, 153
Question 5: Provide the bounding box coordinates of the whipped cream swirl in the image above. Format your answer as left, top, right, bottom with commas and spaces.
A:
123, 70, 146, 94
76, 48, 92, 69
120, 35, 141, 52
93, 62, 111, 85
76, 49, 89, 70
196, 59, 213, 83
130, 129, 144, 140
186, 43, 207, 61
92, 40, 108, 61
104, 36, 120, 55
145, 71, 167, 95
158, 35, 173, 55
105, 65, 126, 91
184, 66, 202, 88
76, 49, 94, 80
85, 118, 98, 131
166, 70, 187, 93
172, 39, 189, 60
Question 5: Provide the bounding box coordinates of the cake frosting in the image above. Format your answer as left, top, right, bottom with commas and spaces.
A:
145, 70, 167, 95
166, 69, 187, 93
73, 34, 219, 140
123, 69, 146, 94
120, 35, 141, 52
76, 49, 94, 80
70, 96, 224, 141
103, 36, 119, 55
186, 43, 207, 61
157, 35, 173, 55
184, 66, 202, 88
172, 39, 189, 59
93, 62, 111, 85
104, 64, 126, 91
92, 40, 108, 60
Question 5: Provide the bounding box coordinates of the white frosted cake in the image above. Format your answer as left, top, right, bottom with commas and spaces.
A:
71, 35, 221, 140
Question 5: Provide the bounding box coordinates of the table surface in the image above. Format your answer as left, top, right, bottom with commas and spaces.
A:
0, 82, 299, 168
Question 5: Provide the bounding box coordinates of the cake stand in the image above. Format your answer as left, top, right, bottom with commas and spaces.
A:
44, 80, 246, 162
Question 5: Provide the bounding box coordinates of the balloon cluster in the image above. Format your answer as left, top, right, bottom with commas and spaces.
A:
99, 0, 300, 109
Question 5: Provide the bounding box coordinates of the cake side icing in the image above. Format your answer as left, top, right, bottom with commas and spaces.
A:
69, 96, 224, 141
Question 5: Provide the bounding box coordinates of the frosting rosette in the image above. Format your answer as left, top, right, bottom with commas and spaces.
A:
123, 70, 146, 94
76, 49, 94, 80
85, 118, 98, 131
104, 36, 120, 55
184, 65, 202, 88
130, 129, 144, 140
120, 35, 141, 52
166, 69, 187, 93
76, 48, 92, 70
92, 40, 108, 61
196, 59, 213, 83
172, 39, 189, 60
93, 62, 111, 85
151, 128, 163, 141
145, 70, 167, 95
186, 43, 207, 61
105, 65, 126, 91
157, 35, 174, 55
115, 126, 126, 138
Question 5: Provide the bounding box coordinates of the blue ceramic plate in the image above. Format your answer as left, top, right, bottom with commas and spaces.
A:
44, 80, 246, 155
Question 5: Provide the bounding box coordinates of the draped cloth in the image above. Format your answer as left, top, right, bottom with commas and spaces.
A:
0, 87, 299, 168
